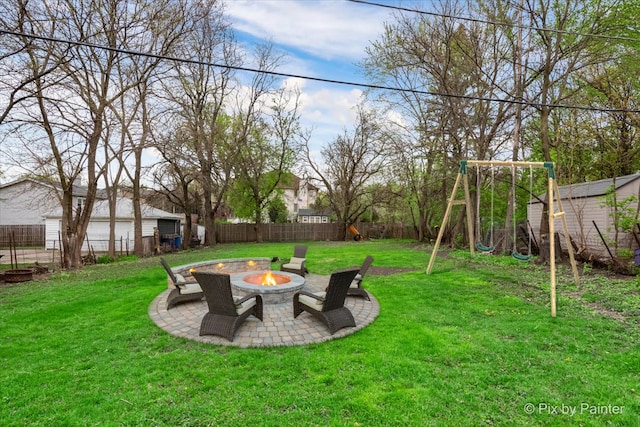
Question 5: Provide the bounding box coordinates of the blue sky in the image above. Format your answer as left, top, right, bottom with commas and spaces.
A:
225, 0, 398, 155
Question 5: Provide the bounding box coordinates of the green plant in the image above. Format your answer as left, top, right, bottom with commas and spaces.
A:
96, 254, 115, 264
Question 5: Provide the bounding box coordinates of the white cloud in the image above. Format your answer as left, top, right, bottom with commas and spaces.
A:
225, 0, 391, 61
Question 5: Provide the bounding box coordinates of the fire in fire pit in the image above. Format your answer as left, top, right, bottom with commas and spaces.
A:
243, 271, 292, 286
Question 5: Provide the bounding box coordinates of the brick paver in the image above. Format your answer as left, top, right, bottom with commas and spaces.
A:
148, 274, 380, 347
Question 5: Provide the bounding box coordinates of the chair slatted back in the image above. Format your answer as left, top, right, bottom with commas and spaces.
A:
359, 256, 374, 276
323, 269, 359, 312
293, 245, 308, 258
192, 272, 238, 317
160, 257, 179, 285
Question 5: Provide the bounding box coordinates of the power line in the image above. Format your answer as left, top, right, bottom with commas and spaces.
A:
349, 0, 640, 43
1, 28, 639, 114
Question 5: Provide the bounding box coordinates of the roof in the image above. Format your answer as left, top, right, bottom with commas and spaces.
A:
0, 178, 108, 199
532, 173, 640, 203
46, 197, 182, 220
560, 173, 640, 198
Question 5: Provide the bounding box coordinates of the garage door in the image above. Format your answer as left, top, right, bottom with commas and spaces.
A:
84, 221, 132, 252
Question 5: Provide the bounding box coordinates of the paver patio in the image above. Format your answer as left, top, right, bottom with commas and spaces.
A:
149, 273, 380, 347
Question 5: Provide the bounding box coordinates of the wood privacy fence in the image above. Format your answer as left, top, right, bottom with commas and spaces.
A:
0, 223, 416, 249
214, 222, 416, 243
0, 225, 45, 247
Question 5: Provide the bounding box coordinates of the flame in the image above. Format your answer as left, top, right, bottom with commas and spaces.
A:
261, 270, 277, 287
247, 260, 256, 267
189, 268, 196, 273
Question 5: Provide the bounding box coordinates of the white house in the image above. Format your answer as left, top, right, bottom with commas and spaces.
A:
279, 174, 319, 222
528, 173, 640, 257
0, 179, 181, 251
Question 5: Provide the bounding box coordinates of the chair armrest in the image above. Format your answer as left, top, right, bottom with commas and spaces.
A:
295, 290, 325, 302
234, 292, 260, 305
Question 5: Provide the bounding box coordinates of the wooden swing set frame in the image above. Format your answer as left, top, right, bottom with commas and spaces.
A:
426, 160, 580, 317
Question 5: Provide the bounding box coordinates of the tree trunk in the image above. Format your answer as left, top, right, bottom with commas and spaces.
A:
254, 208, 263, 243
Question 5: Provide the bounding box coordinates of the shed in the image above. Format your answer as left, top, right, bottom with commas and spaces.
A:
527, 173, 640, 257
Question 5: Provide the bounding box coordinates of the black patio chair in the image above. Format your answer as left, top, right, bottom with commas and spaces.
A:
192, 271, 263, 342
280, 245, 308, 276
292, 268, 359, 334
160, 257, 204, 310
347, 255, 374, 300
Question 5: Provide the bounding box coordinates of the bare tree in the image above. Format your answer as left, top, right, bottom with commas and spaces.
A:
363, 0, 515, 245
304, 105, 390, 240
89, 0, 195, 257
152, 127, 200, 248
0, 1, 64, 125
230, 85, 301, 242
1, 0, 193, 267
161, 2, 239, 246
517, 0, 625, 261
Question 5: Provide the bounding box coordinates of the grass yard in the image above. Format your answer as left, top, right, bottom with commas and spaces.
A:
1, 240, 639, 426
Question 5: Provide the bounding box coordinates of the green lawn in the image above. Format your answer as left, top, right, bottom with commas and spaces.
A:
1, 241, 639, 426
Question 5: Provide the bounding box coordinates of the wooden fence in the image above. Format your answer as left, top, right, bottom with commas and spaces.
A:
0, 222, 417, 249
0, 225, 45, 247
214, 222, 416, 243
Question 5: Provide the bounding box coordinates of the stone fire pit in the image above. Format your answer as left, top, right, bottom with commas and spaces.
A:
168, 257, 305, 304
229, 270, 305, 304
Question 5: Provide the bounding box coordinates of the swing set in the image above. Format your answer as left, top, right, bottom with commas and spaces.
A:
427, 160, 580, 317
474, 163, 534, 260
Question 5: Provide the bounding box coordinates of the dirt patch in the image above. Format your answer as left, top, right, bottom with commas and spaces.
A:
565, 291, 629, 323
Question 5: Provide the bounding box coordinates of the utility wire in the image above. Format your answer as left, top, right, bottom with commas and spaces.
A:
349, 0, 640, 43
1, 28, 639, 114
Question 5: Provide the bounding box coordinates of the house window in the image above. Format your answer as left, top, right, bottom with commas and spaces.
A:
322, 216, 328, 223
302, 216, 309, 223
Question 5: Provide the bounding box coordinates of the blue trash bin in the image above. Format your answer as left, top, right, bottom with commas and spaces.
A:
174, 236, 182, 248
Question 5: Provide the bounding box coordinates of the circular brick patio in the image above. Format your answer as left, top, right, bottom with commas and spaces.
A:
148, 273, 380, 348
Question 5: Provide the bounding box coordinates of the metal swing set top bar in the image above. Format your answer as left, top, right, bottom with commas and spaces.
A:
426, 160, 580, 317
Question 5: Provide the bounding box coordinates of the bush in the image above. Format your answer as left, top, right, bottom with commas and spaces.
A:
96, 254, 115, 264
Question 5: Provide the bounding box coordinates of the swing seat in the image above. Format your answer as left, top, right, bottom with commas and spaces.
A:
512, 251, 532, 261
476, 243, 494, 253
